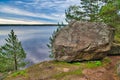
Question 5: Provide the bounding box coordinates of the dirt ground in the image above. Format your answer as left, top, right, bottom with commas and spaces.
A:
4, 56, 120, 80
80, 56, 120, 80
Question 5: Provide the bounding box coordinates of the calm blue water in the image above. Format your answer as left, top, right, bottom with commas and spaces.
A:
0, 26, 57, 65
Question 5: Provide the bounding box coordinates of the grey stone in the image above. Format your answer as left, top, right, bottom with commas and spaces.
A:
108, 43, 120, 55
53, 21, 114, 62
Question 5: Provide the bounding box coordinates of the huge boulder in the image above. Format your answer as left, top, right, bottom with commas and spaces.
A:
52, 21, 114, 62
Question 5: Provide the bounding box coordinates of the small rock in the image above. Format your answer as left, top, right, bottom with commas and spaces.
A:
63, 68, 69, 72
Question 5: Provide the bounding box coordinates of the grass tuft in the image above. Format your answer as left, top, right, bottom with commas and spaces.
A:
11, 70, 27, 77
85, 61, 102, 68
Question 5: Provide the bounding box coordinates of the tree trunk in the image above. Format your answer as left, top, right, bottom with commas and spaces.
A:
14, 53, 17, 71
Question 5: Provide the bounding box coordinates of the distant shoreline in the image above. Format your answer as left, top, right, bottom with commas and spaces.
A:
0, 24, 67, 26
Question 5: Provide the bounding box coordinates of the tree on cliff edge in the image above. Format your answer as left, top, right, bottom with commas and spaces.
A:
0, 30, 26, 71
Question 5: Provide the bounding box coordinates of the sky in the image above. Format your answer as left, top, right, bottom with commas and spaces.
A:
0, 0, 80, 24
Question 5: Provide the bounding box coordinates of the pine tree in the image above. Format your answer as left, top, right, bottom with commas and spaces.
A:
99, 0, 120, 42
65, 0, 101, 23
81, 0, 100, 21
99, 0, 120, 26
0, 30, 26, 71
65, 5, 82, 22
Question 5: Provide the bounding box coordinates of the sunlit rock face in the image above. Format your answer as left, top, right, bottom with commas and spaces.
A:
53, 21, 114, 62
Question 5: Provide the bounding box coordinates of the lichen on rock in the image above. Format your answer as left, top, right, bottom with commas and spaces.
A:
53, 21, 114, 62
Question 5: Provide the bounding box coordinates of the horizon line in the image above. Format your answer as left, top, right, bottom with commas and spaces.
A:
0, 24, 67, 26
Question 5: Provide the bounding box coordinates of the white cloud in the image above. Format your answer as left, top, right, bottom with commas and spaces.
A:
0, 18, 52, 24
0, 5, 59, 21
27, 0, 80, 22
0, 0, 80, 24
15, 0, 80, 18
27, 0, 80, 11
37, 0, 79, 7
15, 1, 25, 4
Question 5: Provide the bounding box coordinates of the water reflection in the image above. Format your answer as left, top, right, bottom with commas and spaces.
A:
0, 26, 57, 65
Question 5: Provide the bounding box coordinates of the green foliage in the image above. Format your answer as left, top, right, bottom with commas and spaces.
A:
0, 30, 27, 72
95, 61, 102, 66
0, 58, 14, 72
65, 0, 101, 23
71, 62, 81, 65
85, 61, 102, 68
99, 1, 119, 26
65, 0, 120, 25
65, 5, 82, 22
99, 0, 120, 42
115, 35, 120, 43
11, 70, 27, 77
52, 61, 73, 67
114, 25, 120, 43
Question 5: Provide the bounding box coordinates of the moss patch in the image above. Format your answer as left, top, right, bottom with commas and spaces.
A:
53, 69, 82, 79
85, 61, 102, 68
10, 70, 27, 77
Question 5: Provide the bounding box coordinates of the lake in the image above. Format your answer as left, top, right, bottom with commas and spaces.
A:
0, 26, 57, 65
